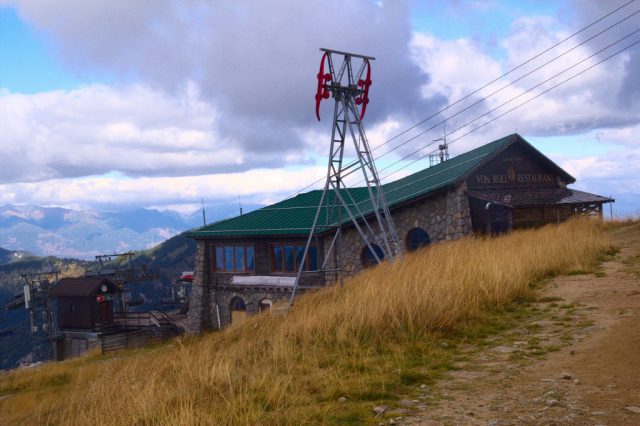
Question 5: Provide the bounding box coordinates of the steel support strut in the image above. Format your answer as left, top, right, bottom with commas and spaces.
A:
290, 48, 401, 305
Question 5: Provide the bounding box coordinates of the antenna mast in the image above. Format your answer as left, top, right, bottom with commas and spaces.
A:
290, 48, 402, 304
430, 120, 449, 166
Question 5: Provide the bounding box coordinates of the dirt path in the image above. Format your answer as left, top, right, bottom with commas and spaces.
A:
399, 223, 640, 425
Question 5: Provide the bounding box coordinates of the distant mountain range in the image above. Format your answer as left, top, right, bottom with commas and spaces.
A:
0, 203, 261, 259
0, 201, 262, 369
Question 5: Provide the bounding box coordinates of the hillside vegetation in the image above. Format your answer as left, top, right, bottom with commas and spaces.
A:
0, 219, 610, 425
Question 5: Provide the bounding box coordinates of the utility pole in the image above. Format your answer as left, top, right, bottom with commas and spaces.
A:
88, 252, 158, 312
609, 196, 613, 221
21, 271, 59, 362
290, 48, 401, 304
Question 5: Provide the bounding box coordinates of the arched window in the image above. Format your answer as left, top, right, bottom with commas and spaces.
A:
361, 244, 384, 268
259, 299, 272, 313
406, 228, 431, 252
230, 297, 246, 311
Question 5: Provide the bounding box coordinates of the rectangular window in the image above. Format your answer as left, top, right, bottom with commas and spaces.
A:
308, 246, 318, 271
224, 246, 234, 271
272, 244, 283, 272
235, 246, 245, 271
213, 244, 254, 272
295, 245, 305, 271
215, 246, 224, 271
284, 245, 295, 272
246, 246, 254, 270
270, 242, 318, 272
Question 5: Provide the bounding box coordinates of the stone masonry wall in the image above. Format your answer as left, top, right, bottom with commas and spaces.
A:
186, 240, 209, 334
211, 289, 291, 329
334, 184, 471, 278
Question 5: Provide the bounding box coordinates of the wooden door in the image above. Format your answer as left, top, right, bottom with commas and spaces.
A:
231, 310, 247, 326
100, 301, 114, 324
490, 205, 510, 235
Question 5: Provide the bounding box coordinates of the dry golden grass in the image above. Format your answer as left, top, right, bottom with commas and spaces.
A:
605, 216, 640, 229
0, 219, 610, 425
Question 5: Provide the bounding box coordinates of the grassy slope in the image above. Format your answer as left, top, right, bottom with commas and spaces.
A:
0, 219, 611, 425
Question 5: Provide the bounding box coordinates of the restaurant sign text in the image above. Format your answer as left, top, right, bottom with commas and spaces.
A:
474, 166, 554, 185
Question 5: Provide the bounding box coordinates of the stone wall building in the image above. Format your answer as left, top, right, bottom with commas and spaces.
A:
186, 134, 613, 333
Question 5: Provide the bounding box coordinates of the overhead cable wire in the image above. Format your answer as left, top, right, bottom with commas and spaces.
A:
256, 30, 640, 215
354, 8, 640, 167
280, 0, 637, 199
379, 36, 640, 184
366, 0, 637, 152
341, 27, 640, 189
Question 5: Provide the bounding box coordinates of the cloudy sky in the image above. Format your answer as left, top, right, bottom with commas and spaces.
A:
0, 0, 638, 217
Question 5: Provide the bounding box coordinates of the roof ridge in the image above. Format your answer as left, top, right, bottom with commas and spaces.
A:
188, 133, 520, 237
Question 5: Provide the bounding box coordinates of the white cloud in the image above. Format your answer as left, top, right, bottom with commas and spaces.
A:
0, 84, 249, 182
593, 124, 640, 147
408, 13, 639, 146
3, 0, 439, 154
0, 0, 638, 215
411, 33, 503, 101
0, 166, 328, 210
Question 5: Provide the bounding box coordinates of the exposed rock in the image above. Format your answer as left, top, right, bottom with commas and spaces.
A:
17, 361, 42, 370
545, 398, 560, 407
485, 420, 509, 426
337, 396, 347, 403
559, 372, 572, 380
493, 346, 516, 353
625, 406, 640, 414
373, 406, 387, 417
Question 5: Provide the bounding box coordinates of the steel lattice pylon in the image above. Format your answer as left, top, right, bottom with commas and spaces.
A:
290, 48, 401, 304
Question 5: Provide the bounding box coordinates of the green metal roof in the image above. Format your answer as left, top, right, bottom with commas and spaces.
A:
187, 134, 519, 238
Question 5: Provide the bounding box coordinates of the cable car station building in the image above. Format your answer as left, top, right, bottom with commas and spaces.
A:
186, 134, 613, 333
